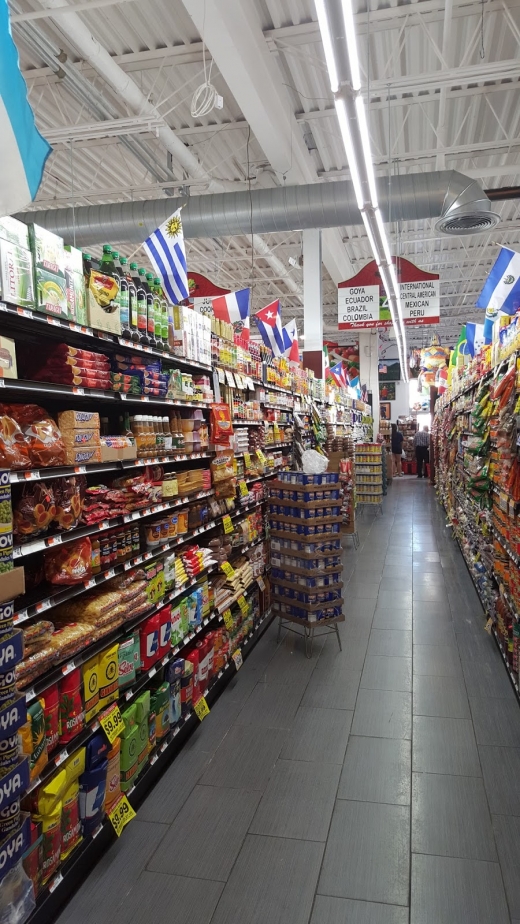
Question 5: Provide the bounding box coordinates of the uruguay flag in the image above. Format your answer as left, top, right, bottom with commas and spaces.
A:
211, 288, 251, 340
255, 300, 285, 356
143, 208, 189, 305
476, 247, 520, 316
0, 0, 51, 214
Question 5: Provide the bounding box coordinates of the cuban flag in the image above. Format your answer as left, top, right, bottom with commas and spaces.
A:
211, 288, 251, 340
329, 360, 347, 388
0, 0, 51, 214
255, 300, 285, 356
143, 208, 189, 305
281, 318, 299, 361
476, 247, 520, 316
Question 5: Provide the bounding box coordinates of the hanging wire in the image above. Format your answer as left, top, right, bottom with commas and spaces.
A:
191, 0, 220, 117
246, 124, 255, 305
480, 0, 486, 58
69, 142, 76, 248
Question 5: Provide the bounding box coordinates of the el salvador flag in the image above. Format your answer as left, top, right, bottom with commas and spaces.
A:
143, 208, 189, 305
476, 247, 520, 316
0, 0, 51, 214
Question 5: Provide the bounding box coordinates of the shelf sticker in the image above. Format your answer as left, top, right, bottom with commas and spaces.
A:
239, 480, 249, 497
243, 452, 251, 470
221, 561, 235, 579
99, 704, 125, 744
232, 648, 243, 671
222, 515, 234, 534
257, 576, 265, 591
222, 608, 233, 630
256, 449, 267, 465
237, 595, 248, 615
484, 617, 493, 634
108, 794, 136, 837
194, 696, 210, 721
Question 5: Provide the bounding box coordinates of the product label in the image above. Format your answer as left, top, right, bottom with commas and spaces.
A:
99, 704, 125, 744
237, 595, 248, 615
194, 696, 210, 721
221, 561, 235, 579
108, 795, 136, 837
232, 649, 243, 671
222, 609, 233, 630
243, 452, 251, 470
222, 515, 234, 535
239, 481, 249, 497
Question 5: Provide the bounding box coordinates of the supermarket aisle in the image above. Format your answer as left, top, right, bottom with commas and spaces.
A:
56, 479, 520, 924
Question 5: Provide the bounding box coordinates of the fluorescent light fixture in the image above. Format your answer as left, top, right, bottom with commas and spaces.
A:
374, 209, 393, 266
361, 212, 383, 265
355, 96, 378, 206
340, 0, 361, 91
335, 97, 364, 208
315, 0, 340, 92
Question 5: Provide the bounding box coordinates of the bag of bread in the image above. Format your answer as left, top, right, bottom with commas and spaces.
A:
0, 413, 31, 470
13, 482, 56, 538
44, 537, 92, 584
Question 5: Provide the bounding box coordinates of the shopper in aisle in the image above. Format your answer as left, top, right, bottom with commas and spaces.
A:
391, 423, 404, 476
414, 425, 430, 478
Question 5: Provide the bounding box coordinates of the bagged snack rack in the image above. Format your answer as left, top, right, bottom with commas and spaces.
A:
269, 472, 344, 657
355, 442, 383, 514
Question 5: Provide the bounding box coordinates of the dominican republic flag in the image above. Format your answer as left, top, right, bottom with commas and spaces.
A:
211, 288, 251, 340
143, 208, 189, 305
477, 247, 520, 316
281, 318, 299, 361
255, 300, 285, 356
328, 360, 347, 388
0, 0, 51, 214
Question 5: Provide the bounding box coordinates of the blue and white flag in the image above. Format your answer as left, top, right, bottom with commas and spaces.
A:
143, 208, 189, 305
212, 288, 250, 340
461, 322, 485, 357
0, 0, 50, 214
476, 247, 520, 316
281, 318, 297, 354
255, 300, 285, 356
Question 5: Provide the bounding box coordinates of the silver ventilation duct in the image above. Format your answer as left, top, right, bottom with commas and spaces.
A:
19, 171, 499, 247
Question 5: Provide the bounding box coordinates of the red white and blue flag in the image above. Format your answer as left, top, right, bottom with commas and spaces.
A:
255, 300, 285, 356
211, 288, 251, 340
281, 318, 299, 362
329, 360, 347, 388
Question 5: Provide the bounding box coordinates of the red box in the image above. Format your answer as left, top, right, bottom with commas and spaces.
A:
140, 613, 162, 671
410, 461, 417, 474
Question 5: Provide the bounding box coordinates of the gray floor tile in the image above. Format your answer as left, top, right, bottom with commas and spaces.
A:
346, 582, 380, 599
343, 616, 372, 639
492, 813, 520, 918
249, 759, 341, 841
55, 821, 169, 924
412, 601, 453, 622
413, 673, 471, 719
315, 637, 369, 672
139, 747, 213, 824
469, 695, 520, 746
361, 655, 412, 692
479, 745, 520, 816
210, 834, 324, 924
234, 681, 306, 729
462, 656, 515, 699
413, 621, 456, 647
372, 610, 413, 630
413, 715, 481, 777
186, 695, 244, 753
122, 872, 223, 924
200, 725, 285, 790
259, 640, 322, 683
367, 629, 412, 658
147, 785, 260, 881
310, 896, 409, 924
410, 854, 510, 924
412, 772, 497, 860
413, 644, 462, 678
302, 668, 361, 710
338, 736, 411, 805
281, 705, 353, 764
352, 688, 412, 740
318, 800, 409, 905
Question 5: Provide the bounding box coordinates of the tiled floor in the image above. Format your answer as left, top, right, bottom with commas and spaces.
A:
56, 478, 520, 924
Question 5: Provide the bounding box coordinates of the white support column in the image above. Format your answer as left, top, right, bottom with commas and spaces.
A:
359, 331, 380, 435
302, 229, 324, 378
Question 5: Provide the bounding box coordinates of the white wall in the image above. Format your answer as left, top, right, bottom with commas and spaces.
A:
391, 380, 410, 421
359, 331, 380, 432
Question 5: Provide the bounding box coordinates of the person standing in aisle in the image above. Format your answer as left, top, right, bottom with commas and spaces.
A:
391, 423, 404, 476
414, 425, 430, 478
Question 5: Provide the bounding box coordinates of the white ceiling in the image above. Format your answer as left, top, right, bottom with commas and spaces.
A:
12, 0, 520, 348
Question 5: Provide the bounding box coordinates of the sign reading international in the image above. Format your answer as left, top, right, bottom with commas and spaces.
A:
338, 259, 440, 330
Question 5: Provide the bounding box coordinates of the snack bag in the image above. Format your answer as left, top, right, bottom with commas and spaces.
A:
0, 413, 31, 470
89, 270, 118, 311
44, 536, 92, 584
59, 668, 85, 743
210, 403, 233, 445
13, 482, 56, 538
5, 404, 66, 467
53, 475, 86, 530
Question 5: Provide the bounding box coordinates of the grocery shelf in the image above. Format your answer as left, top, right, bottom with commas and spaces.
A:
8, 452, 214, 484
0, 376, 214, 407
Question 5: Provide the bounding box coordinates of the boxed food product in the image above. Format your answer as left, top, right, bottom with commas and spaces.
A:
0, 337, 17, 380
66, 272, 87, 326
64, 446, 102, 466
57, 410, 100, 430
86, 270, 120, 335
0, 241, 34, 309
64, 246, 83, 275
29, 224, 69, 320
0, 216, 30, 250
34, 269, 68, 319
61, 429, 101, 450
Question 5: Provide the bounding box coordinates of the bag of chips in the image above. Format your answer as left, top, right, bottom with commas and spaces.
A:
210, 403, 233, 446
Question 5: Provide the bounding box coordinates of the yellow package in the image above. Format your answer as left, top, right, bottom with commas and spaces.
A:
98, 644, 119, 709
83, 655, 100, 722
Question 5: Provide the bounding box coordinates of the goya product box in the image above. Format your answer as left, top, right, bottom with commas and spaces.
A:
0, 241, 34, 309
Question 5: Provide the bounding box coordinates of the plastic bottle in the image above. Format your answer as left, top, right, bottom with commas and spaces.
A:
147, 273, 163, 351
117, 256, 131, 340
132, 263, 147, 344
100, 244, 116, 278
139, 269, 155, 347
162, 417, 172, 453
157, 281, 169, 351
122, 258, 138, 342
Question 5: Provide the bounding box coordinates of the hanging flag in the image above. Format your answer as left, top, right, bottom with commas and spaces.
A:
476, 247, 520, 316
143, 209, 189, 305
0, 0, 51, 214
211, 288, 251, 340
328, 360, 347, 388
462, 322, 485, 357
255, 300, 285, 356
450, 326, 467, 367
281, 318, 298, 356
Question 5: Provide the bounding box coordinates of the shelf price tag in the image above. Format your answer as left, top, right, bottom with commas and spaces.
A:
194, 696, 210, 721
108, 794, 136, 837
256, 449, 267, 465
99, 704, 125, 744
232, 648, 243, 671
484, 617, 493, 634
237, 595, 248, 615
221, 561, 235, 579
222, 515, 234, 534
243, 452, 251, 470
257, 576, 265, 591
222, 608, 234, 630
239, 480, 249, 497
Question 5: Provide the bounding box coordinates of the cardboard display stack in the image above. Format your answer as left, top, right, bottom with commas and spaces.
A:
355, 442, 384, 513
269, 472, 344, 657
327, 442, 357, 545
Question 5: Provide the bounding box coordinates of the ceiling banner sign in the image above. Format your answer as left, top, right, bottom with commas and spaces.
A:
338, 285, 381, 330
400, 280, 440, 326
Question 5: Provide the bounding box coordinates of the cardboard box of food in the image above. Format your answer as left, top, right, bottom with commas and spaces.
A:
34, 267, 68, 319
100, 443, 137, 462
0, 566, 25, 604
66, 271, 87, 326
0, 240, 34, 309
87, 288, 121, 335
64, 245, 84, 275
0, 337, 17, 379
58, 410, 100, 430
62, 429, 101, 449
29, 224, 66, 276
0, 216, 30, 250
64, 446, 102, 465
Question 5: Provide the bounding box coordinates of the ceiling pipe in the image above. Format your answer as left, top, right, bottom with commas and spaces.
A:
484, 187, 520, 201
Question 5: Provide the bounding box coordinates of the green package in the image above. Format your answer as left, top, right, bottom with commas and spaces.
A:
0, 241, 34, 308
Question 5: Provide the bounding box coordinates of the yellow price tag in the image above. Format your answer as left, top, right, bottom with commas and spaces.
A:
237, 595, 248, 615
99, 704, 125, 744
108, 795, 136, 837
257, 576, 265, 591
223, 515, 234, 534
256, 449, 267, 464
194, 696, 210, 721
239, 480, 249, 497
232, 649, 243, 671
244, 452, 251, 470
221, 561, 235, 579
222, 608, 234, 630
